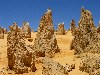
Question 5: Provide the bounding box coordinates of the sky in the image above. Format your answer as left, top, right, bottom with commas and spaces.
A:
0, 0, 100, 31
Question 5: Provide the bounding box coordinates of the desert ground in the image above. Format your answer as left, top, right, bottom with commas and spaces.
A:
0, 30, 89, 75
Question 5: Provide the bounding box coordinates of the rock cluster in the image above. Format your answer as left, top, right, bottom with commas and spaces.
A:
79, 53, 100, 75
7, 22, 36, 74
22, 21, 31, 38
42, 58, 68, 75
0, 27, 4, 39
33, 9, 59, 58
57, 22, 65, 35
70, 7, 100, 54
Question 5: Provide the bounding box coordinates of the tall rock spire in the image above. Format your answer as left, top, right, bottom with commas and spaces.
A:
79, 7, 94, 28
57, 22, 65, 35
7, 22, 36, 74
70, 20, 76, 36
70, 7, 98, 54
22, 21, 31, 38
34, 9, 59, 58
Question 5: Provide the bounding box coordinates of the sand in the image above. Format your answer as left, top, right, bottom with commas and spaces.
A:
0, 31, 89, 75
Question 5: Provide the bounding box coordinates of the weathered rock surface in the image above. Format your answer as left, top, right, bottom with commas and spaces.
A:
3, 28, 7, 34
57, 22, 65, 35
70, 7, 100, 54
79, 53, 100, 75
97, 21, 100, 33
33, 9, 60, 58
7, 22, 36, 74
70, 20, 76, 36
0, 27, 4, 39
28, 38, 33, 42
64, 63, 75, 72
42, 58, 68, 75
22, 21, 31, 38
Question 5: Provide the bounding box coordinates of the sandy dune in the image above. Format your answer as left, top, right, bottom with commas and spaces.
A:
0, 31, 89, 75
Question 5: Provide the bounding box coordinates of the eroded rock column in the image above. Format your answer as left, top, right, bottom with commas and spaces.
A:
33, 9, 59, 58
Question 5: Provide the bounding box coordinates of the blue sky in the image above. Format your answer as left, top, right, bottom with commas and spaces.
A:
0, 0, 100, 31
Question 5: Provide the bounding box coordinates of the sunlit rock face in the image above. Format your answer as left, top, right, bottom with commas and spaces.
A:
97, 21, 100, 33
70, 20, 76, 36
0, 27, 4, 39
42, 58, 68, 75
79, 54, 100, 75
33, 9, 59, 58
3, 28, 7, 34
70, 7, 100, 54
57, 22, 65, 35
7, 22, 36, 74
22, 21, 31, 38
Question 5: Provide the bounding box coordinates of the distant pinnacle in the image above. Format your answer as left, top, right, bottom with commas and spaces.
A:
62, 22, 64, 24
81, 6, 84, 12
99, 21, 100, 27
13, 22, 17, 25
46, 8, 52, 13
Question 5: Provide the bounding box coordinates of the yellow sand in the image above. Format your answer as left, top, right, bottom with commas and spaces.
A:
0, 31, 89, 75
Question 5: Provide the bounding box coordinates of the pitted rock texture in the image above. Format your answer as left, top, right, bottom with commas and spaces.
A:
70, 20, 76, 36
22, 21, 31, 38
57, 22, 65, 35
79, 53, 100, 75
97, 21, 100, 33
7, 22, 36, 74
42, 58, 68, 75
33, 9, 60, 58
0, 27, 4, 39
70, 7, 100, 54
